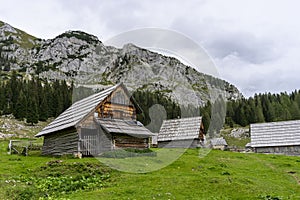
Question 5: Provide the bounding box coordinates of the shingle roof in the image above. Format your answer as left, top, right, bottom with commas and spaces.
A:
210, 137, 227, 146
158, 116, 202, 141
35, 84, 120, 137
250, 120, 300, 148
96, 118, 155, 138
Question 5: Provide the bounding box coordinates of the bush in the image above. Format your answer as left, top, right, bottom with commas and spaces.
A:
5, 162, 111, 199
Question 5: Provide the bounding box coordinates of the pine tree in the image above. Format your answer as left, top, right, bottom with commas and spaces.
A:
38, 93, 48, 121
10, 70, 19, 109
262, 96, 275, 122
290, 102, 300, 119
0, 83, 5, 112
26, 96, 39, 125
255, 100, 265, 123
13, 90, 27, 120
295, 91, 300, 109
3, 84, 12, 115
247, 98, 257, 123
236, 104, 248, 126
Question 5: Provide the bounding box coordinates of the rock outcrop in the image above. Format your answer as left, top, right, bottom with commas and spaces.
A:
0, 20, 242, 106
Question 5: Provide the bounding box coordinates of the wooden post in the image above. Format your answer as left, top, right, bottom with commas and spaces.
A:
113, 136, 116, 149
9, 140, 12, 154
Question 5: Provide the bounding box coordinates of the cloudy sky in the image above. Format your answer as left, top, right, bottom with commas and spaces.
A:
0, 0, 299, 97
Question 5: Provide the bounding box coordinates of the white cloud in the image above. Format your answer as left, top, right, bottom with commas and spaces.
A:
0, 0, 300, 96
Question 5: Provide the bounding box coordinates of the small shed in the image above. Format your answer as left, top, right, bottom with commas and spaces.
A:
157, 116, 205, 148
35, 83, 154, 156
249, 120, 300, 155
210, 137, 227, 150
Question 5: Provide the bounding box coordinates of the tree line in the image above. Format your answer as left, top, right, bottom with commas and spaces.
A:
134, 89, 300, 135
2, 70, 299, 132
132, 90, 181, 132
226, 91, 300, 127
0, 71, 73, 124
132, 90, 220, 136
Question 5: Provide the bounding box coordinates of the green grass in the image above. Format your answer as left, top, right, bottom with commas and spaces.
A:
223, 135, 250, 148
12, 27, 37, 49
0, 140, 111, 199
221, 127, 250, 148
0, 20, 37, 49
1, 139, 300, 199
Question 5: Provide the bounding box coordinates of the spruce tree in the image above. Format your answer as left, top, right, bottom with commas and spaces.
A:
255, 100, 265, 123
10, 70, 18, 105
0, 83, 5, 112
13, 90, 27, 120
38, 93, 48, 121
26, 96, 39, 125
236, 105, 248, 126
290, 102, 300, 119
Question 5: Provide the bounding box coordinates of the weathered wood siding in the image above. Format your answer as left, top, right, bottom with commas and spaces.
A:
80, 114, 98, 129
78, 113, 113, 155
39, 84, 151, 156
113, 134, 149, 149
79, 127, 113, 156
42, 128, 78, 156
255, 145, 300, 155
96, 87, 136, 120
158, 139, 202, 148
99, 127, 113, 152
199, 122, 205, 141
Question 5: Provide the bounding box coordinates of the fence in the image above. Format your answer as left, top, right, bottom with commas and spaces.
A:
8, 140, 43, 156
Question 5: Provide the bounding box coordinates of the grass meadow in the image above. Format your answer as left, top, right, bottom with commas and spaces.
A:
0, 140, 300, 199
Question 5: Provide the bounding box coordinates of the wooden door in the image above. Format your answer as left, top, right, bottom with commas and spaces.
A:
80, 128, 99, 156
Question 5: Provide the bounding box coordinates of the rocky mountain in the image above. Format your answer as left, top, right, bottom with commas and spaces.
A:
0, 20, 241, 106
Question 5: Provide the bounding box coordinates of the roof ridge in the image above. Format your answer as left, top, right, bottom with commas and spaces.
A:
162, 116, 202, 122
251, 119, 300, 127
35, 83, 120, 137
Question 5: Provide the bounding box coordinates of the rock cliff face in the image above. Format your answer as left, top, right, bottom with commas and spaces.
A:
0, 20, 241, 106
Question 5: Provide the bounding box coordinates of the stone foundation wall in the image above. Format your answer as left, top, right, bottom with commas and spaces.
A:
255, 145, 300, 155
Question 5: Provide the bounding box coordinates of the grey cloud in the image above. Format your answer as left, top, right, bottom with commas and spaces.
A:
170, 17, 279, 64
1, 0, 300, 97
206, 32, 278, 64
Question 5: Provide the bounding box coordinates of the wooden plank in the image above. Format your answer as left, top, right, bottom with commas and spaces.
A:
42, 130, 78, 155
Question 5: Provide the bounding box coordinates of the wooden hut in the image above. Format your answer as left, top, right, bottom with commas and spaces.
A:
157, 116, 205, 148
35, 83, 154, 156
210, 137, 227, 150
249, 120, 300, 155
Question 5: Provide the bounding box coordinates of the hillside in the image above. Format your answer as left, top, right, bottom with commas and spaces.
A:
0, 141, 300, 199
0, 20, 241, 106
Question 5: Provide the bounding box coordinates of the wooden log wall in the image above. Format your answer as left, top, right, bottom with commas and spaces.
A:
42, 129, 78, 156
158, 139, 201, 148
114, 134, 148, 149
96, 87, 137, 120
97, 103, 136, 120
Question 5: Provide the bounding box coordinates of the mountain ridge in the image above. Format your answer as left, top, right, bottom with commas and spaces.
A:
0, 20, 242, 106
